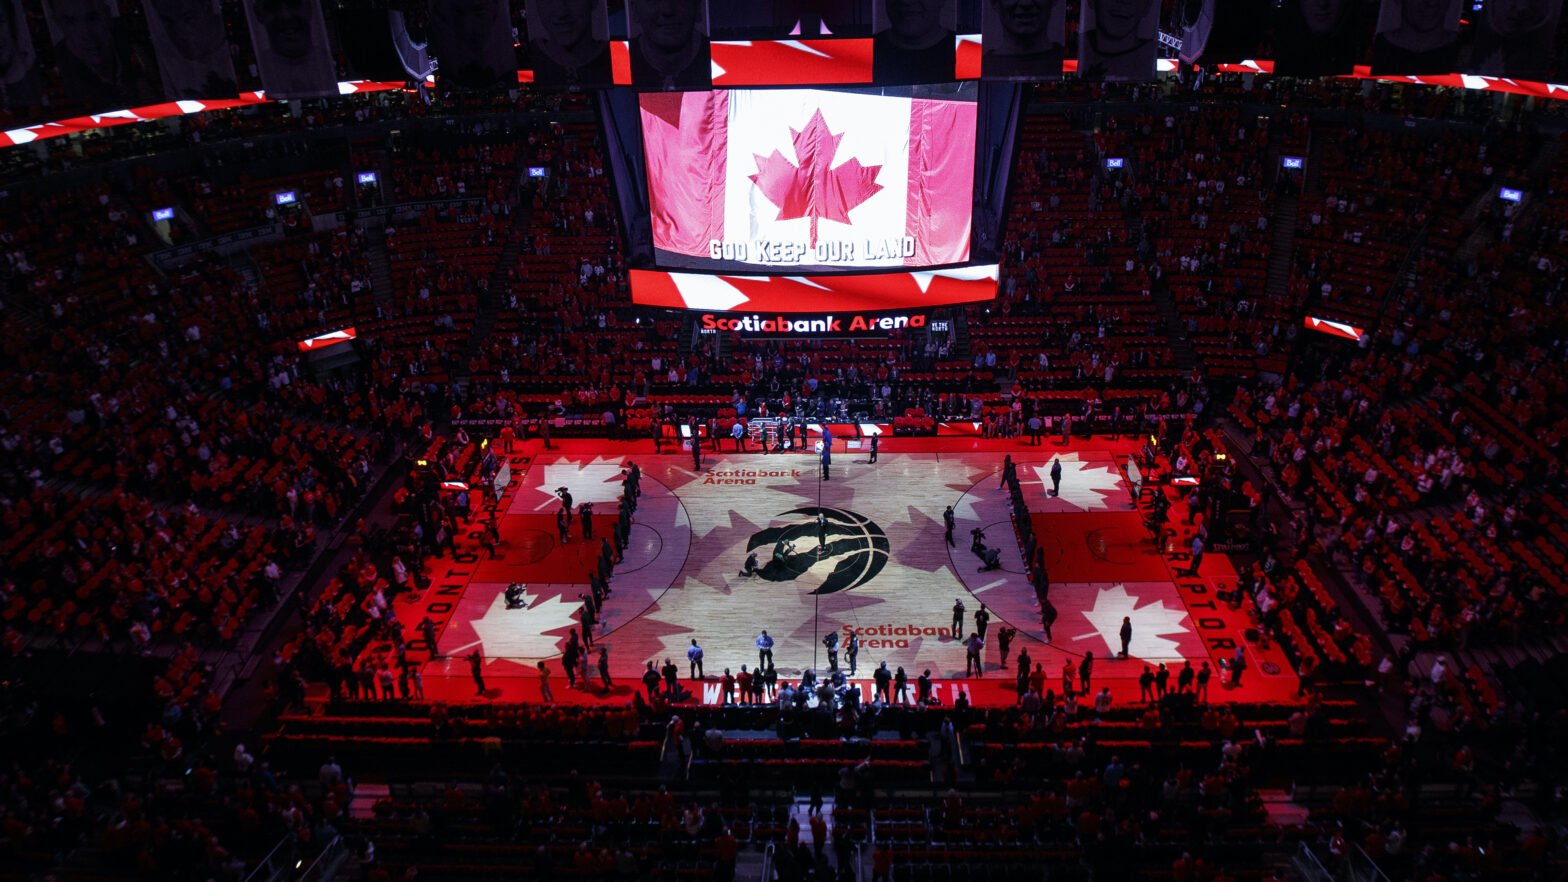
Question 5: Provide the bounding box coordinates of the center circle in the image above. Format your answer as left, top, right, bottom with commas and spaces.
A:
509, 528, 557, 564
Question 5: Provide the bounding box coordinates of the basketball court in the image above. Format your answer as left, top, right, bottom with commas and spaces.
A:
397, 435, 1302, 707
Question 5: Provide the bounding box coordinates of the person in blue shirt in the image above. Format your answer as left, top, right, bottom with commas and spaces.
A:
687, 639, 704, 680
1181, 535, 1205, 577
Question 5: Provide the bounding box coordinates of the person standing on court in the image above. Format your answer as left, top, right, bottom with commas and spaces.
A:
736, 665, 753, 705
822, 631, 839, 670
418, 615, 440, 654
756, 630, 774, 668
997, 625, 1016, 669
1041, 598, 1058, 642
1060, 413, 1071, 444
642, 661, 661, 700
563, 637, 581, 688
974, 603, 991, 640
944, 506, 956, 546
1182, 534, 1205, 577
873, 662, 892, 703
1119, 616, 1133, 658
597, 647, 612, 692
687, 638, 705, 680
964, 632, 985, 677
868, 433, 879, 463
1028, 413, 1042, 445
1050, 458, 1063, 496
951, 598, 966, 638
662, 657, 679, 695
845, 629, 860, 675
820, 431, 833, 480
1080, 651, 1094, 694
536, 661, 554, 703
468, 650, 486, 696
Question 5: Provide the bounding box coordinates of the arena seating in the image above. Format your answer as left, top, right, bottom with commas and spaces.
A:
1, 75, 1565, 882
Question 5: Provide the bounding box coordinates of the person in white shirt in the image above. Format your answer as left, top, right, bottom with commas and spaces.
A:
318, 757, 343, 788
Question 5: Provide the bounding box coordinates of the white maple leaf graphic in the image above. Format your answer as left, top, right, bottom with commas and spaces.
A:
1019, 459, 1128, 511
1072, 583, 1191, 660
527, 457, 628, 511
452, 587, 582, 663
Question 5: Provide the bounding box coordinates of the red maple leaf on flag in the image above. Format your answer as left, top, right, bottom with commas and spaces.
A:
749, 109, 883, 248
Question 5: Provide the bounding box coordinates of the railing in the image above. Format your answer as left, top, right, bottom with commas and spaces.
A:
1340, 844, 1394, 882
347, 196, 486, 223
1291, 840, 1393, 882
760, 842, 776, 882
241, 835, 299, 882
148, 222, 281, 270
1292, 841, 1333, 882
297, 835, 347, 882
241, 834, 346, 882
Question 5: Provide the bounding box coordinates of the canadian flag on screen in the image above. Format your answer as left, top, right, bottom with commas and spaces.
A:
641, 90, 974, 268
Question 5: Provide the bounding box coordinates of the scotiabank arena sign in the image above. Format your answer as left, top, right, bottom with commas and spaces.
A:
630, 265, 998, 313
700, 311, 926, 337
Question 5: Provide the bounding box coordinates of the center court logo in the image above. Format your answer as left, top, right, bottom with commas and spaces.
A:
746, 507, 889, 595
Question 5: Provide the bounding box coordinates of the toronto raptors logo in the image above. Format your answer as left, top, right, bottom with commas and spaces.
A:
746, 506, 889, 595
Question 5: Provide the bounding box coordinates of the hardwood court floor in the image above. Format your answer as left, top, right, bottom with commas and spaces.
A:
402, 437, 1302, 706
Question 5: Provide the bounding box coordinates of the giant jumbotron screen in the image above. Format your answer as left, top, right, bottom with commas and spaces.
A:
599, 80, 1021, 314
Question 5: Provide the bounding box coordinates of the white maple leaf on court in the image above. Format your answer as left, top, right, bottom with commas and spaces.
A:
1020, 459, 1128, 511
1072, 583, 1191, 659
529, 457, 627, 510
453, 588, 581, 663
